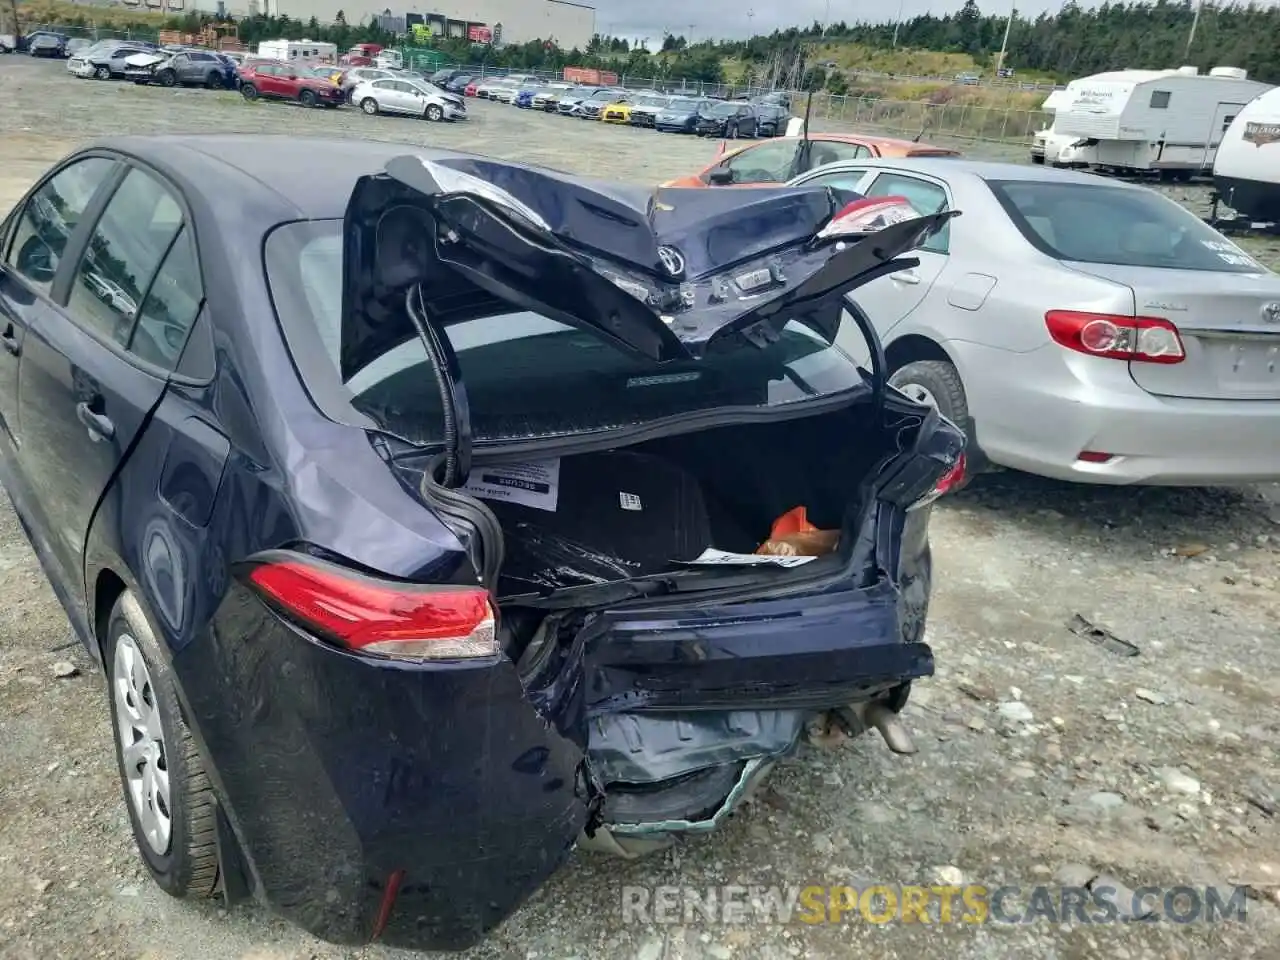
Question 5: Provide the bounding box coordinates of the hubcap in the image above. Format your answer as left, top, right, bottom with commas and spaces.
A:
113, 634, 171, 856
896, 382, 938, 409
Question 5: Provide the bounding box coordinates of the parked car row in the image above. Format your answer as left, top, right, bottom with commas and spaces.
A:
56, 43, 467, 122
428, 67, 797, 140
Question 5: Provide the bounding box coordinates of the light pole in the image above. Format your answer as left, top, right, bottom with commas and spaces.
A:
996, 2, 1015, 75
822, 0, 831, 36
892, 0, 905, 47
1185, 0, 1202, 55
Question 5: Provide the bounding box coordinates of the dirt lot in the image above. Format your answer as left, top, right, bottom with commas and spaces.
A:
1, 56, 1279, 960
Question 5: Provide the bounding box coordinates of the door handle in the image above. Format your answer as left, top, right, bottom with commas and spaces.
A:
892, 270, 921, 285
1, 326, 18, 357
76, 401, 115, 441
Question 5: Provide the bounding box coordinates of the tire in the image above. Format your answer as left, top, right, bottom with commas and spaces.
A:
157, 69, 176, 88
105, 593, 219, 899
94, 64, 110, 80
361, 97, 378, 115
299, 89, 317, 108
425, 103, 443, 122
240, 83, 258, 101
887, 359, 976, 490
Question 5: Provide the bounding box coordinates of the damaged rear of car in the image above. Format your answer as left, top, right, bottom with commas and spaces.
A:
231, 155, 964, 948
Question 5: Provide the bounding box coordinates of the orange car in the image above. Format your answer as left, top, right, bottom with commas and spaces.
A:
662, 133, 961, 188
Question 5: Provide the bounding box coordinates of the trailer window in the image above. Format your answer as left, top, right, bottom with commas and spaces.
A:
1149, 90, 1171, 109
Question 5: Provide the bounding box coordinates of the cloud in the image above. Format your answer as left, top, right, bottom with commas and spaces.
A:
589, 0, 1280, 46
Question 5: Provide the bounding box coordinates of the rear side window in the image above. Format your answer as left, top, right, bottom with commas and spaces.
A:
5, 157, 115, 294
67, 168, 183, 346
864, 174, 950, 253
264, 222, 867, 447
987, 179, 1265, 273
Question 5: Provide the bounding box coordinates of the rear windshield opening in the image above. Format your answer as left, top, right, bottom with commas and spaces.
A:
264, 221, 869, 448
985, 179, 1266, 273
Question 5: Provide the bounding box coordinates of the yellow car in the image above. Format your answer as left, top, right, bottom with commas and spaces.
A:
601, 98, 633, 123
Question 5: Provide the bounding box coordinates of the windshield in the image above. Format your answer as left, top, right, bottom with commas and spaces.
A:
987, 179, 1268, 273
666, 98, 700, 111
264, 221, 868, 447
709, 102, 739, 117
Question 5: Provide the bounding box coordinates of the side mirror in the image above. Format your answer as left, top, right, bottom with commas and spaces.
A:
16, 235, 56, 284
707, 167, 734, 186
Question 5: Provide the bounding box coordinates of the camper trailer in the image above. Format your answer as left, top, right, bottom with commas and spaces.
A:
255, 39, 338, 63
1213, 87, 1280, 223
1052, 66, 1272, 178
1029, 88, 1100, 167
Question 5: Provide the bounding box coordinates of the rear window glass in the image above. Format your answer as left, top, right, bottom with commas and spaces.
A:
986, 179, 1265, 273
264, 221, 867, 447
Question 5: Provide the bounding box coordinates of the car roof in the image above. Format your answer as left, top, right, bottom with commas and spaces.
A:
840, 155, 1139, 187
81, 134, 450, 220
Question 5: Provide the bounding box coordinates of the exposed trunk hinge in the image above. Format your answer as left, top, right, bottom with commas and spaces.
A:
405, 284, 472, 487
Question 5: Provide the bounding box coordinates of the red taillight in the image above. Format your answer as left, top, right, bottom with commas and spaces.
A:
908, 452, 967, 510
1044, 310, 1185, 364
816, 196, 921, 241
1076, 450, 1115, 463
246, 558, 496, 661
933, 452, 967, 496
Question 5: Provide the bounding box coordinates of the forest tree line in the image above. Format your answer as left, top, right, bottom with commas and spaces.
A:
22, 0, 1280, 85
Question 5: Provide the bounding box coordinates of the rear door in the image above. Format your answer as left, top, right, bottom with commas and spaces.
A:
0, 156, 119, 450
15, 163, 191, 615
802, 169, 952, 346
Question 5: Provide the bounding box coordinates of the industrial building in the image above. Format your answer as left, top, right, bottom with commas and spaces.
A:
250, 0, 596, 50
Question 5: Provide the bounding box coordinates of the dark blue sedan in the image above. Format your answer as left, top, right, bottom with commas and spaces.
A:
0, 135, 964, 950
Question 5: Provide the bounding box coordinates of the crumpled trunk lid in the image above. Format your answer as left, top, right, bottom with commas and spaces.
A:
339, 151, 953, 379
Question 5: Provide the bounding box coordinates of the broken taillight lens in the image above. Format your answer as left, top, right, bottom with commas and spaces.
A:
907, 453, 967, 510
245, 556, 497, 661
815, 196, 922, 241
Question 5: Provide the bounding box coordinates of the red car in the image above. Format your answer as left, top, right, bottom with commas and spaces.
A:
237, 60, 346, 108
464, 81, 479, 97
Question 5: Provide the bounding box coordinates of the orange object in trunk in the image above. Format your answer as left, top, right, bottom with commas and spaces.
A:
756, 507, 840, 557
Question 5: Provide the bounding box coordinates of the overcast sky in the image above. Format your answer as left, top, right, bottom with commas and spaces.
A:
589, 0, 1269, 47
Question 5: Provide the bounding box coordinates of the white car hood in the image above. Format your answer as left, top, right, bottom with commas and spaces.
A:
125, 52, 166, 68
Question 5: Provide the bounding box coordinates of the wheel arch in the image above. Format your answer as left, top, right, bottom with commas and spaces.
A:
884, 334, 955, 374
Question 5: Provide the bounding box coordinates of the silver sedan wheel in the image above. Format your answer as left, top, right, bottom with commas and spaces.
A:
113, 634, 171, 856
896, 381, 939, 409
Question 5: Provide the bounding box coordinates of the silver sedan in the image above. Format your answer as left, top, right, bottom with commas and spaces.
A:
789, 157, 1280, 486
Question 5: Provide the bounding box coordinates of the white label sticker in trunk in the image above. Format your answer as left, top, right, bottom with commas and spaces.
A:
678, 548, 818, 569
460, 460, 560, 511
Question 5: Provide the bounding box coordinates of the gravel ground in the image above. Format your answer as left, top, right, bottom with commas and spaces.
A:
1, 56, 1279, 960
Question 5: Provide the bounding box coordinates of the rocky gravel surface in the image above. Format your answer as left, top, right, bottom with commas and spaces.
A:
0, 55, 1278, 960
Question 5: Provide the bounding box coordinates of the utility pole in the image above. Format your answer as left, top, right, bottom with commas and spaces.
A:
6, 0, 20, 44
996, 2, 1015, 75
822, 0, 831, 36
1185, 0, 1201, 55
892, 0, 905, 47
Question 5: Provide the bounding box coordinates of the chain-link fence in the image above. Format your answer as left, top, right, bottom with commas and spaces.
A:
813, 95, 1051, 145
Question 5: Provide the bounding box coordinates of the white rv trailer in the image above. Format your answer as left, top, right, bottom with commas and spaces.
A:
1213, 88, 1280, 223
1029, 88, 1100, 167
1051, 66, 1272, 178
255, 39, 338, 63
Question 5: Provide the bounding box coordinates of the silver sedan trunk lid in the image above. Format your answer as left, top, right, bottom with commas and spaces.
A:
1074, 262, 1280, 401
